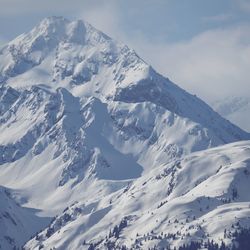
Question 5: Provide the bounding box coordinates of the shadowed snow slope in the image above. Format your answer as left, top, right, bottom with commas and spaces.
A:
0, 186, 49, 250
0, 17, 249, 249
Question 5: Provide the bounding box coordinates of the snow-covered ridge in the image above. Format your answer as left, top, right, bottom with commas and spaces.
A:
0, 16, 249, 249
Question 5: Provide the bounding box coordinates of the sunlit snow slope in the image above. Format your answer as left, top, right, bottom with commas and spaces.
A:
0, 16, 249, 249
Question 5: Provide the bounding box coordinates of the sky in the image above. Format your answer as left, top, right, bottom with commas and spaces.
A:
0, 0, 250, 103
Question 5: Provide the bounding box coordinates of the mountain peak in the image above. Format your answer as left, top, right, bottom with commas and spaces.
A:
36, 16, 89, 44
12, 16, 89, 47
0, 16, 116, 80
40, 16, 69, 25
0, 16, 144, 86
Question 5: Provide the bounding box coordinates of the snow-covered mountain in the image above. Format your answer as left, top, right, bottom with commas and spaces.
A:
23, 140, 250, 250
213, 96, 250, 133
0, 16, 249, 249
0, 186, 49, 250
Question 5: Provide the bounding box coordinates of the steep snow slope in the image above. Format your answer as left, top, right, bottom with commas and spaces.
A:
0, 86, 142, 209
23, 141, 250, 250
213, 96, 250, 132
0, 17, 249, 249
0, 186, 49, 250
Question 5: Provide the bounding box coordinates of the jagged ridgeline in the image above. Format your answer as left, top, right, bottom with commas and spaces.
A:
0, 17, 249, 250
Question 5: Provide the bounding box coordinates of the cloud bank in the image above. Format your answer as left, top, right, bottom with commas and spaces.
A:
130, 25, 250, 103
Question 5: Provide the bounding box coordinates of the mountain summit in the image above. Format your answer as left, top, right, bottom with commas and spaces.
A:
0, 17, 249, 249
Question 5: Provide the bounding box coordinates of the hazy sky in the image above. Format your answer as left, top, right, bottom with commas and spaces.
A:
0, 0, 250, 103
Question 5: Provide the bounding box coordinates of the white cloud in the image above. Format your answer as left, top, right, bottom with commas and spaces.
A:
126, 24, 250, 103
